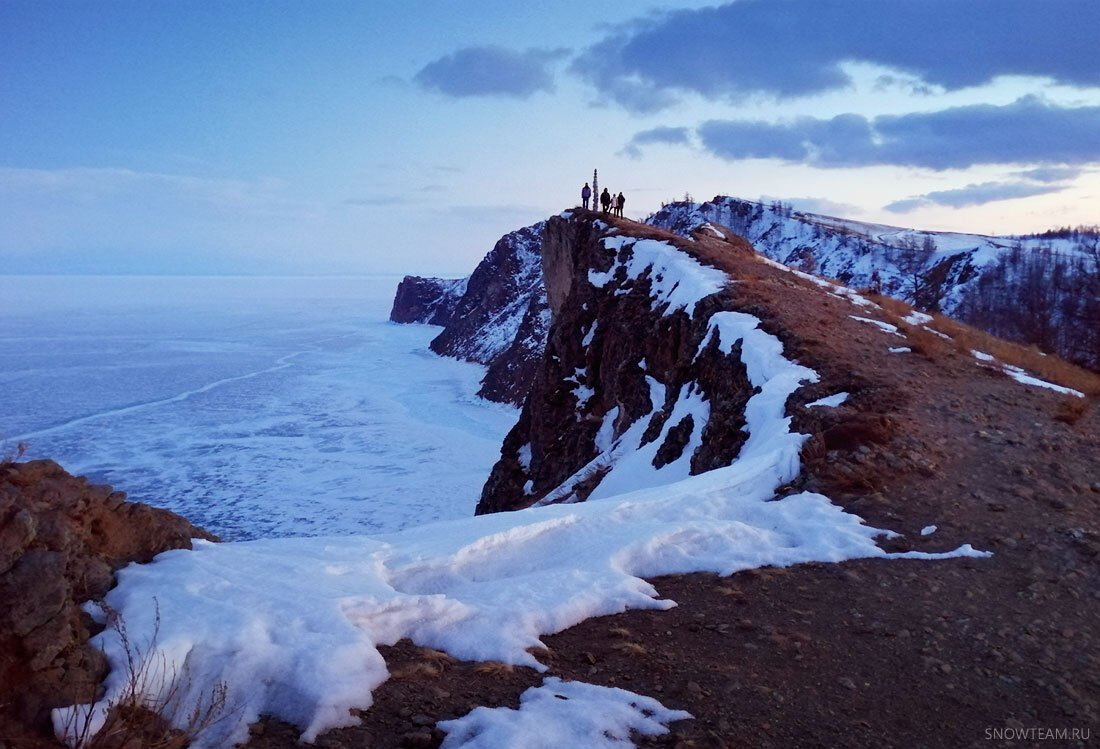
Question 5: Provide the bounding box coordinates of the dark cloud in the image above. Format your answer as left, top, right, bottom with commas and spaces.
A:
698, 98, 1100, 170
415, 46, 568, 99
573, 0, 1100, 111
620, 126, 691, 158
1014, 166, 1084, 183
884, 182, 1066, 212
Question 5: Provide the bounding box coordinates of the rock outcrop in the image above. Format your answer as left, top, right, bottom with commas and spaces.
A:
478, 213, 770, 513
390, 222, 548, 406
0, 459, 215, 743
388, 276, 467, 327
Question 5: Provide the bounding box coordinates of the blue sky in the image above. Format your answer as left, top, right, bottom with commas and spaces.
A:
2, 0, 1097, 275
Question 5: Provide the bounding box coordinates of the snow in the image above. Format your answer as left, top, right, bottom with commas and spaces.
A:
903, 311, 933, 325
437, 677, 691, 748
889, 347, 912, 354
755, 255, 876, 308
589, 237, 728, 315
517, 443, 533, 471
921, 525, 937, 536
806, 392, 849, 408
0, 276, 518, 540
56, 458, 989, 748
1002, 364, 1084, 398
582, 321, 597, 347
971, 350, 1084, 398
849, 315, 905, 337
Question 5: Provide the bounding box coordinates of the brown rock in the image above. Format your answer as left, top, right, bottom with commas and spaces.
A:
0, 459, 215, 743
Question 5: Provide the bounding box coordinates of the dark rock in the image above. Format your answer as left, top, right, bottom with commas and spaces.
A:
389, 276, 466, 326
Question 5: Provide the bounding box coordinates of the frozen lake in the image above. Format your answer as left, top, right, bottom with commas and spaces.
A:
0, 275, 516, 540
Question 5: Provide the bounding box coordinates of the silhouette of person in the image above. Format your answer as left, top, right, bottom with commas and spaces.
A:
616, 192, 625, 218
600, 188, 611, 213
581, 182, 591, 210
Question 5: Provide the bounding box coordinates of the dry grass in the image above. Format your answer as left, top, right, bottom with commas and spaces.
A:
390, 662, 444, 680
928, 314, 1100, 397
1, 440, 27, 465
417, 647, 457, 665
472, 661, 515, 676
1056, 393, 1095, 425
865, 292, 1100, 397
865, 293, 912, 319
610, 642, 648, 657
608, 627, 634, 640
58, 600, 232, 749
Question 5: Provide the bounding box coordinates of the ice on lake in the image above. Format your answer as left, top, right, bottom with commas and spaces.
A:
0, 275, 516, 540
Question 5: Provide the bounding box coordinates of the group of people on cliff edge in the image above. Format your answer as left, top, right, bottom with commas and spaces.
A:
581, 183, 625, 218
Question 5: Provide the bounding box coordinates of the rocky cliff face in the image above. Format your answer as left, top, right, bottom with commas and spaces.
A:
390, 222, 549, 405
0, 459, 214, 742
478, 213, 791, 514
388, 276, 467, 327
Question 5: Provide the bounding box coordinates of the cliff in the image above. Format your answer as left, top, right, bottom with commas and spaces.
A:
478, 215, 764, 512
0, 459, 214, 744
390, 222, 548, 405
388, 276, 467, 327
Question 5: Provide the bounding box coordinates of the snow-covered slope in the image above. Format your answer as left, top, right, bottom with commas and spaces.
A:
648, 197, 1098, 368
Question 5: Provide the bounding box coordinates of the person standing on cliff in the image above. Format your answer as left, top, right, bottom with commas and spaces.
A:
600, 187, 611, 213
616, 191, 626, 218
581, 182, 591, 210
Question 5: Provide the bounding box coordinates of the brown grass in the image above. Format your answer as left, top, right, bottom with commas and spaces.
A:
417, 647, 457, 665
57, 600, 232, 749
610, 642, 649, 657
1056, 393, 1095, 425
608, 627, 634, 640
864, 292, 1100, 397
390, 662, 444, 680
929, 314, 1100, 397
472, 661, 514, 676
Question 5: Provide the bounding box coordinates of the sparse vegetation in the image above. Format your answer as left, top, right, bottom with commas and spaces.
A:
471, 661, 515, 676
866, 291, 1100, 398
1, 440, 27, 465
611, 641, 648, 657
57, 600, 232, 749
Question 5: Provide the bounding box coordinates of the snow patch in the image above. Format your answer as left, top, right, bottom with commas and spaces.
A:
806, 392, 849, 408
971, 351, 1084, 398
888, 346, 912, 354
589, 237, 728, 315
437, 677, 691, 748
849, 315, 905, 337
921, 525, 937, 536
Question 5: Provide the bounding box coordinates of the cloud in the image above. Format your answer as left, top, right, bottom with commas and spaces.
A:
1014, 166, 1084, 183
620, 126, 691, 158
574, 0, 1100, 111
697, 98, 1100, 170
415, 46, 568, 99
884, 181, 1066, 212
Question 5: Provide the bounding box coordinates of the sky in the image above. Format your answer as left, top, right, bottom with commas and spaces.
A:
1, 0, 1098, 276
